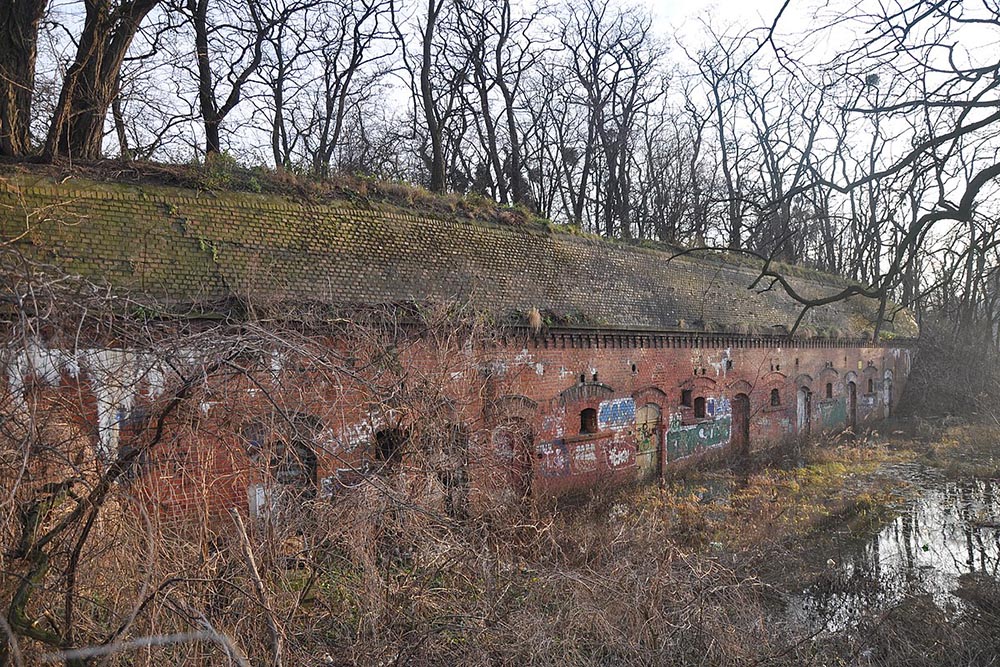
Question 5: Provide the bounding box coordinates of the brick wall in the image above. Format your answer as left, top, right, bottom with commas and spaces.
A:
0, 174, 918, 510
0, 174, 918, 338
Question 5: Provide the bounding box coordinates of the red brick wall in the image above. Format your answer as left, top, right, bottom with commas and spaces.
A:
11, 331, 912, 514
490, 332, 913, 495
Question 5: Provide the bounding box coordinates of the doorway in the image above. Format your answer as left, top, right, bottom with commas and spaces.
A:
847, 381, 857, 431
493, 420, 533, 500
635, 403, 662, 480
732, 393, 751, 459
797, 386, 812, 435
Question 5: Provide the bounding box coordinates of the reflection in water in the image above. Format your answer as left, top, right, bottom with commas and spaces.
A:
789, 464, 1000, 633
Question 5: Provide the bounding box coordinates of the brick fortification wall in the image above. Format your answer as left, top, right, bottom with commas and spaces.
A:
0, 174, 917, 507
0, 174, 917, 338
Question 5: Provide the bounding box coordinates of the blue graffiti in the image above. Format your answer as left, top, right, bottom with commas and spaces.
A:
598, 398, 636, 431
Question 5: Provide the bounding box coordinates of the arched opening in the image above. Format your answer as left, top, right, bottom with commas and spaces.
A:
246, 413, 327, 518
374, 427, 407, 468
770, 388, 781, 406
797, 386, 812, 435
847, 381, 857, 431
492, 419, 533, 500
825, 382, 833, 399
732, 393, 751, 459
681, 389, 693, 407
270, 438, 318, 496
693, 396, 707, 419
580, 408, 598, 434
635, 403, 662, 480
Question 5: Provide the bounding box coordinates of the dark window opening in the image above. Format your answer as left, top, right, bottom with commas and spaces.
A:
770, 388, 781, 406
580, 373, 586, 384
375, 428, 407, 465
580, 408, 598, 434
592, 372, 598, 382
776, 364, 781, 371
270, 439, 318, 496
725, 359, 733, 371
681, 389, 693, 407
826, 383, 833, 399
867, 378, 874, 393
693, 397, 707, 419
631, 363, 637, 374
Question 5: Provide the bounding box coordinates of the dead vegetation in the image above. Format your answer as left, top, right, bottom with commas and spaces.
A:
1, 256, 999, 666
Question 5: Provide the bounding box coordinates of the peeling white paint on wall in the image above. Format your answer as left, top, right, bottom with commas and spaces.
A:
4, 342, 176, 460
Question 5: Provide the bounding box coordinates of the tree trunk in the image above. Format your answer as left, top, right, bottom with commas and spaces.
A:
0, 0, 47, 156
420, 0, 446, 192
45, 0, 160, 161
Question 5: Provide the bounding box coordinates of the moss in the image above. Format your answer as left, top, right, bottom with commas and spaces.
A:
0, 170, 920, 339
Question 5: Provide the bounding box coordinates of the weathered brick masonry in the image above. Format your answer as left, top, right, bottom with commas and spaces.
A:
0, 174, 917, 508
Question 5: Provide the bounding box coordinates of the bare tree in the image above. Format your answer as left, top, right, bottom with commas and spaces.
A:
44, 0, 164, 161
0, 0, 48, 156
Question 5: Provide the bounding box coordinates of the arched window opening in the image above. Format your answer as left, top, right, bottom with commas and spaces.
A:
270, 438, 318, 497
374, 427, 407, 465
693, 396, 706, 419
826, 383, 833, 399
681, 389, 693, 407
770, 388, 781, 406
580, 408, 598, 434
867, 378, 874, 393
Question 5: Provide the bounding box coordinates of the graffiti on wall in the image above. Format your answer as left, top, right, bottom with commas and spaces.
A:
4, 343, 174, 459
540, 407, 567, 440
817, 399, 847, 429
636, 422, 657, 453
537, 440, 569, 477
665, 396, 732, 461
605, 431, 636, 470
571, 442, 598, 473
598, 397, 636, 431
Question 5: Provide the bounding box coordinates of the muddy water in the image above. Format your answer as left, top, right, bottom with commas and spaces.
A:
789, 462, 1000, 633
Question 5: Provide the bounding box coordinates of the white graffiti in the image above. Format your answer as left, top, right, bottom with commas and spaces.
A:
607, 444, 631, 468
335, 420, 375, 454
541, 407, 566, 439
573, 443, 597, 464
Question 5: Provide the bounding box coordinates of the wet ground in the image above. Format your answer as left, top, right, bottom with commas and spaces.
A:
788, 461, 1000, 634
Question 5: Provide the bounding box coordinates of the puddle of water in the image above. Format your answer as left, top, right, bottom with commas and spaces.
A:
789, 464, 1000, 633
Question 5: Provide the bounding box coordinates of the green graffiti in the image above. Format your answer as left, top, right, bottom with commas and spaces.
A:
636, 423, 657, 453
818, 398, 847, 429
666, 415, 732, 461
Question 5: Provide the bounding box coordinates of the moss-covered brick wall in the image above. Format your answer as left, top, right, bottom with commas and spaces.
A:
0, 174, 918, 339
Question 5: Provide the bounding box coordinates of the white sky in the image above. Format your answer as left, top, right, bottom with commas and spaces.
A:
647, 0, 787, 25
